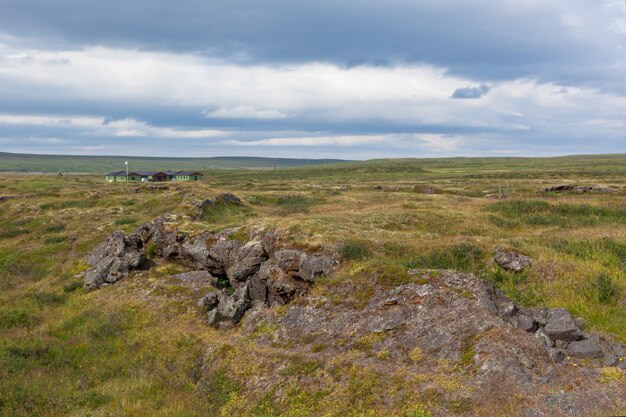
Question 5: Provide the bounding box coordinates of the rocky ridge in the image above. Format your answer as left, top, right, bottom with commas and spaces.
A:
84, 193, 339, 328
241, 270, 625, 415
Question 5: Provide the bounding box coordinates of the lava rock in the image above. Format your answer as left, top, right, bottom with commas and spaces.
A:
225, 241, 267, 283
84, 232, 149, 290
567, 338, 602, 359
515, 314, 538, 333
273, 249, 305, 273
543, 308, 582, 342
534, 328, 555, 348
198, 291, 220, 310
546, 348, 566, 363
493, 247, 533, 272
206, 286, 250, 328
299, 254, 337, 282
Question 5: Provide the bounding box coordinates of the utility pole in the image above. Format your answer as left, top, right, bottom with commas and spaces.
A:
125, 161, 129, 181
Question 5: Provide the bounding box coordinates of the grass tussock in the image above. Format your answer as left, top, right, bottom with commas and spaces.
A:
273, 194, 323, 215
407, 242, 486, 272
488, 200, 626, 227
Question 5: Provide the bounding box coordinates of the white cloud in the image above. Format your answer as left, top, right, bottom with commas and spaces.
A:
221, 135, 391, 147
0, 113, 228, 139
2, 42, 626, 138
1, 35, 626, 156
203, 106, 288, 119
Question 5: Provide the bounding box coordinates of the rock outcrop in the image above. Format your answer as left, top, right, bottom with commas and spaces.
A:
241, 269, 625, 416
541, 184, 618, 193
84, 231, 149, 290
84, 196, 339, 328
493, 247, 533, 272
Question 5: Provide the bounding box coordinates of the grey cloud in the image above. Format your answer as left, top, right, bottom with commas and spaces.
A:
0, 0, 624, 88
451, 85, 490, 99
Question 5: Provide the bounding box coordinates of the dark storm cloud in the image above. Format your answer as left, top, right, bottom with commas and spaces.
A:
1, 0, 624, 86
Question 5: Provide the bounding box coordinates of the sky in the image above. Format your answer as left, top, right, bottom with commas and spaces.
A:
0, 0, 625, 159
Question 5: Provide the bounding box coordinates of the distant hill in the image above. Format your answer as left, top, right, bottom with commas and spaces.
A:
0, 152, 347, 173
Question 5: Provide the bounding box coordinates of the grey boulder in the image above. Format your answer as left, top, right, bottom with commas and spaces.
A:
493, 247, 533, 272
543, 309, 582, 342
567, 339, 602, 359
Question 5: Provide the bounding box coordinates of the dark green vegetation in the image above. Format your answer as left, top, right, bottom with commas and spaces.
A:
0, 152, 345, 173
0, 154, 624, 416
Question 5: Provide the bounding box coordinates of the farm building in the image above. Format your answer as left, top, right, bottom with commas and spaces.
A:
105, 171, 203, 182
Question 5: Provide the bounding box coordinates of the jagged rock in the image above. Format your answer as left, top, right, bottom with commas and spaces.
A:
198, 291, 220, 310
514, 314, 538, 333
85, 231, 129, 266
206, 285, 250, 328
208, 239, 241, 268
299, 254, 337, 282
225, 241, 267, 284
247, 274, 269, 305
534, 328, 555, 347
494, 289, 518, 318
568, 338, 602, 359
273, 249, 305, 273
257, 258, 310, 305
555, 340, 569, 349
156, 229, 188, 259
521, 307, 549, 326
543, 309, 582, 342
84, 212, 335, 323
493, 247, 533, 272
84, 232, 149, 290
255, 229, 281, 256
180, 233, 223, 272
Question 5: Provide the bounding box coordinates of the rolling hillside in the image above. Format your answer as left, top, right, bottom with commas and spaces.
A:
0, 152, 346, 173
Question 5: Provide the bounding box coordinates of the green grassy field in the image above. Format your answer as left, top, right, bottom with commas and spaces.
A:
0, 155, 624, 416
0, 152, 346, 173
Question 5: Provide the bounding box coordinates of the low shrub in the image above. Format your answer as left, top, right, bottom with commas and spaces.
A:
339, 240, 371, 260
0, 309, 33, 329
595, 273, 616, 304
407, 242, 486, 272
44, 235, 67, 244
273, 195, 323, 215
43, 224, 65, 233
114, 217, 137, 225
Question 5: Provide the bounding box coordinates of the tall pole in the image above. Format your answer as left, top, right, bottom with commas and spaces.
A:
125, 161, 129, 181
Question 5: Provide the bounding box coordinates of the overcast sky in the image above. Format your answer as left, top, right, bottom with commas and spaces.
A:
0, 0, 625, 158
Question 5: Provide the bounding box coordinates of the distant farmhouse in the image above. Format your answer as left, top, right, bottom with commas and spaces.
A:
105, 170, 203, 182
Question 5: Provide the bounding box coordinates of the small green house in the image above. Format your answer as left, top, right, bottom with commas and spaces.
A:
104, 171, 138, 182
174, 171, 203, 181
